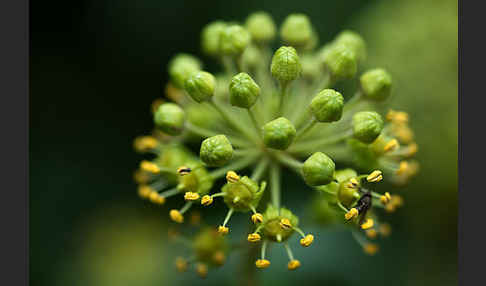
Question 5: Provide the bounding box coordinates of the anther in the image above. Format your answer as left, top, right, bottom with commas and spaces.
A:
226, 171, 240, 183
366, 170, 383, 182
300, 234, 314, 247
184, 192, 200, 201
279, 218, 292, 229
177, 166, 192, 176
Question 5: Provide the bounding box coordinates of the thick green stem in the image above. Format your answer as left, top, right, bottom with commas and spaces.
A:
270, 164, 281, 209
251, 158, 269, 181
294, 117, 317, 142
247, 108, 261, 137
273, 152, 303, 173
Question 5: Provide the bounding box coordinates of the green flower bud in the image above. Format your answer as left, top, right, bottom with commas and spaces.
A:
310, 89, 344, 122
245, 11, 276, 43
360, 68, 392, 101
168, 54, 202, 88
241, 45, 261, 70
220, 25, 251, 56
154, 103, 185, 135
334, 30, 366, 62
177, 161, 214, 195
323, 44, 357, 80
315, 168, 357, 201
155, 144, 193, 184
337, 177, 360, 208
229, 72, 260, 109
262, 205, 298, 242
302, 152, 335, 186
184, 71, 216, 103
270, 46, 302, 83
222, 176, 266, 211
262, 117, 296, 150
200, 135, 233, 166
193, 227, 228, 266
280, 14, 313, 47
201, 21, 226, 56
352, 111, 384, 143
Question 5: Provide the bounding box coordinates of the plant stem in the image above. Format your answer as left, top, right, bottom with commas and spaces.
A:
273, 152, 302, 173
270, 164, 281, 209
251, 158, 270, 181
294, 117, 317, 142
210, 155, 257, 179
209, 100, 258, 142
247, 108, 261, 137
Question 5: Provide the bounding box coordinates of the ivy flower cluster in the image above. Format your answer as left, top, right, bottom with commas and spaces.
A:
133, 11, 418, 277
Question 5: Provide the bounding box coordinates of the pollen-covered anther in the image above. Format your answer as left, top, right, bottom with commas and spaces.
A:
137, 185, 152, 199
366, 170, 383, 182
366, 229, 378, 239
177, 166, 192, 176
201, 195, 213, 206
247, 233, 261, 243
226, 171, 240, 183
169, 210, 184, 223
396, 161, 409, 175
149, 191, 160, 203
196, 263, 208, 278
300, 234, 314, 247
255, 259, 271, 269
175, 257, 188, 272
380, 192, 392, 204
386, 110, 409, 124
217, 225, 229, 235
361, 218, 374, 230
140, 160, 161, 174
407, 142, 419, 156
212, 251, 226, 265
134, 136, 158, 152
347, 178, 359, 188
363, 243, 379, 255
184, 192, 200, 201
279, 218, 292, 229
251, 213, 264, 224
383, 139, 399, 152
345, 208, 359, 220
287, 260, 301, 270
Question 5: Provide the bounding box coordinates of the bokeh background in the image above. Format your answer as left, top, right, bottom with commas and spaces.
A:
30, 0, 457, 285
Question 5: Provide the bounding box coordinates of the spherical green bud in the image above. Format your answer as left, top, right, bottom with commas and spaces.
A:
302, 152, 335, 186
334, 30, 366, 62
262, 117, 296, 150
352, 111, 384, 144
310, 89, 344, 122
241, 45, 261, 70
323, 44, 357, 80
201, 21, 227, 56
200, 135, 233, 167
220, 25, 251, 56
154, 103, 185, 135
222, 177, 266, 211
184, 71, 216, 103
280, 14, 313, 47
168, 54, 202, 88
229, 72, 260, 109
360, 68, 392, 101
270, 46, 302, 83
245, 11, 276, 43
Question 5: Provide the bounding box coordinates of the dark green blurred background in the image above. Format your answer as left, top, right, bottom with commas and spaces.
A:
30, 0, 457, 285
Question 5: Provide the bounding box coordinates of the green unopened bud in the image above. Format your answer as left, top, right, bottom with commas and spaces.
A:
200, 135, 233, 167
241, 45, 261, 70
154, 103, 185, 135
280, 14, 313, 47
168, 54, 202, 88
360, 69, 392, 101
201, 21, 227, 56
222, 176, 266, 211
302, 152, 335, 186
352, 111, 384, 143
270, 46, 302, 84
310, 89, 344, 122
334, 30, 366, 62
323, 44, 357, 80
229, 72, 260, 109
245, 11, 276, 43
220, 25, 251, 56
184, 71, 216, 103
262, 117, 296, 150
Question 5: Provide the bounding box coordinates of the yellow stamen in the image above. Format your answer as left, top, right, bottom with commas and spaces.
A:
226, 171, 240, 183
407, 142, 418, 157
287, 260, 301, 270
195, 263, 208, 278
255, 259, 270, 269
140, 160, 160, 174
184, 192, 200, 201
134, 136, 158, 152
393, 124, 414, 144
367, 170, 383, 182
201, 195, 213, 206
175, 257, 188, 272
361, 218, 374, 230
218, 225, 229, 235
279, 218, 292, 229
169, 210, 184, 223
363, 243, 379, 255
391, 195, 404, 207
212, 251, 226, 265
300, 234, 314, 247
149, 191, 160, 203
177, 166, 191, 176
251, 213, 264, 224
247, 233, 261, 243
133, 169, 150, 184
154, 195, 166, 205
366, 229, 378, 239
345, 208, 359, 220
347, 178, 359, 188
137, 185, 152, 199
396, 161, 409, 176
383, 139, 399, 152
380, 192, 392, 204
386, 110, 409, 124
